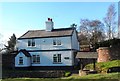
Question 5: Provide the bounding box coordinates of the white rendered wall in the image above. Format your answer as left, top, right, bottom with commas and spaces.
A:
17, 36, 71, 50
30, 51, 73, 66
71, 30, 79, 51
15, 52, 31, 67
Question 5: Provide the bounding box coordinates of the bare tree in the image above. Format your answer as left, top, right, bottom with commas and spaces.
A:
79, 19, 105, 45
79, 19, 91, 45
89, 20, 105, 44
103, 4, 117, 39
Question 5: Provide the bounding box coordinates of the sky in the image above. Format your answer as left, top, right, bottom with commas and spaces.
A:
0, 1, 119, 48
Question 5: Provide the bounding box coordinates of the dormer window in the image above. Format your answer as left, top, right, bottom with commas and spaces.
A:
28, 39, 35, 47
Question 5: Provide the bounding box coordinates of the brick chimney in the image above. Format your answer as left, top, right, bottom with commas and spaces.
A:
45, 18, 54, 31
97, 47, 111, 62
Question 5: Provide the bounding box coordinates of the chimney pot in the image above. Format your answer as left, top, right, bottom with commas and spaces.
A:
48, 18, 51, 21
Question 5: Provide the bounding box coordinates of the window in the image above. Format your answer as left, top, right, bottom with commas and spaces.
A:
58, 54, 61, 62
53, 39, 61, 46
36, 55, 40, 63
53, 40, 56, 45
32, 55, 36, 63
28, 39, 35, 47
28, 40, 31, 46
53, 54, 61, 63
19, 57, 23, 65
32, 39, 35, 46
32, 55, 40, 64
57, 40, 61, 45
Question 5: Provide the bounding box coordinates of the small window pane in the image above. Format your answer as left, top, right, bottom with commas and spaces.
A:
37, 55, 40, 63
53, 54, 57, 63
32, 39, 35, 46
57, 40, 61, 45
58, 54, 61, 62
28, 40, 31, 46
53, 40, 56, 45
32, 55, 36, 63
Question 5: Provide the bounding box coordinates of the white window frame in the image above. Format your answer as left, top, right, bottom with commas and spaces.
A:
53, 39, 62, 46
53, 54, 62, 64
28, 39, 36, 47
32, 55, 40, 64
19, 57, 23, 65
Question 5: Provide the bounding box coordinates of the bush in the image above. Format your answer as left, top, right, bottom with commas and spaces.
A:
64, 71, 71, 77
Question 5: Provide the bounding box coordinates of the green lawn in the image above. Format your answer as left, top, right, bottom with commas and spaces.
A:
1, 72, 120, 81
85, 60, 120, 73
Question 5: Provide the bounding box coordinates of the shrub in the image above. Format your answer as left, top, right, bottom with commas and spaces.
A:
64, 71, 71, 77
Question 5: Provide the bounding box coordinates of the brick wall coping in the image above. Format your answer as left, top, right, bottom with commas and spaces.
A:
98, 47, 109, 50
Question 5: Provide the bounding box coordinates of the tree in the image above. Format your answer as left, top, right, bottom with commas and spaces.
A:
103, 4, 117, 39
78, 19, 105, 45
89, 20, 105, 45
78, 33, 89, 45
5, 34, 16, 53
78, 19, 91, 45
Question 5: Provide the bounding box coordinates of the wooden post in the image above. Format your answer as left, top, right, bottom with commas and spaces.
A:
93, 59, 96, 70
80, 58, 83, 70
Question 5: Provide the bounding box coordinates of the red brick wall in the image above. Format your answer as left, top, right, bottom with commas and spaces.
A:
97, 47, 111, 62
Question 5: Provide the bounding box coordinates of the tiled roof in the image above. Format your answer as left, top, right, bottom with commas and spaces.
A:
18, 49, 31, 57
18, 27, 75, 39
76, 52, 98, 58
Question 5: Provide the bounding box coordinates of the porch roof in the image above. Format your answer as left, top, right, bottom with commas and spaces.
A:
76, 52, 98, 59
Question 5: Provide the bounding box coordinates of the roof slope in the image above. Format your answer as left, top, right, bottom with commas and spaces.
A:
18, 49, 31, 57
76, 52, 98, 58
18, 27, 75, 39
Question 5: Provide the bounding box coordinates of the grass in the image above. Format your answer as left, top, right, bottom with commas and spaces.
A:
64, 71, 71, 77
64, 72, 120, 79
85, 60, 120, 73
1, 72, 120, 81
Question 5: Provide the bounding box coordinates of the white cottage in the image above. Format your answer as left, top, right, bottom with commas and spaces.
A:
15, 18, 79, 69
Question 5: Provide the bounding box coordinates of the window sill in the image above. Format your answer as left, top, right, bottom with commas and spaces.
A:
32, 63, 40, 64
18, 64, 23, 65
53, 45, 63, 47
27, 46, 36, 47
53, 62, 62, 64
